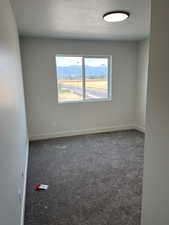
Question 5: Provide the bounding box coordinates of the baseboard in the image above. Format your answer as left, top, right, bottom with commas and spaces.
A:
29, 125, 138, 141
134, 125, 146, 133
20, 141, 29, 225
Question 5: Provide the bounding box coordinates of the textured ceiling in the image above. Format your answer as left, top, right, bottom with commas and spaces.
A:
10, 0, 151, 40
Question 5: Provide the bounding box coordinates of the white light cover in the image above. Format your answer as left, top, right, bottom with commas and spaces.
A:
103, 12, 129, 23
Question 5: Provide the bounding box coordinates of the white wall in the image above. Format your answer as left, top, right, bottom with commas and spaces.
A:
141, 0, 169, 224
20, 38, 138, 140
136, 40, 149, 131
0, 1, 28, 225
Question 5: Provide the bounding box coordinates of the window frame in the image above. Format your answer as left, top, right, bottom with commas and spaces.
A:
55, 54, 112, 103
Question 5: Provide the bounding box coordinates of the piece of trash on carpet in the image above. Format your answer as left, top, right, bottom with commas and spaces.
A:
35, 184, 49, 191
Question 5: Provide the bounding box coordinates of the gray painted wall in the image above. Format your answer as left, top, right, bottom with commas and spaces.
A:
141, 0, 169, 224
20, 38, 138, 140
0, 1, 28, 225
136, 40, 149, 130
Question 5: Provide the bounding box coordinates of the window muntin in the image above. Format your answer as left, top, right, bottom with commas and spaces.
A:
56, 56, 111, 103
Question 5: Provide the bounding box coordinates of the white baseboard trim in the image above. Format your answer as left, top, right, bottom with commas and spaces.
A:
134, 125, 146, 133
20, 141, 29, 225
29, 124, 145, 141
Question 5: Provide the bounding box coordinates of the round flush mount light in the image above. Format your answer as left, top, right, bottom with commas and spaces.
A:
103, 11, 130, 23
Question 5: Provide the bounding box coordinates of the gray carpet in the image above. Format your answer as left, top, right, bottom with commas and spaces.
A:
25, 130, 144, 225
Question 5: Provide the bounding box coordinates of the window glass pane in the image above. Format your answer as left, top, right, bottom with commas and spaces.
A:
84, 58, 109, 100
56, 56, 83, 102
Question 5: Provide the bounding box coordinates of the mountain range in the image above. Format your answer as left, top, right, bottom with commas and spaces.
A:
57, 65, 107, 79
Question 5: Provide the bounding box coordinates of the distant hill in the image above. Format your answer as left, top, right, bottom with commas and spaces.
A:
56, 65, 107, 79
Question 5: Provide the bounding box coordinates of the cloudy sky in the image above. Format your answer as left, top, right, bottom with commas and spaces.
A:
56, 56, 108, 67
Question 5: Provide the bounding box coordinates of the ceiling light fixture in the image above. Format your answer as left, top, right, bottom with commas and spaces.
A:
103, 11, 130, 23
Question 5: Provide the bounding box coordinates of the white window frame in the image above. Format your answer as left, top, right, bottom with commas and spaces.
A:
55, 54, 112, 103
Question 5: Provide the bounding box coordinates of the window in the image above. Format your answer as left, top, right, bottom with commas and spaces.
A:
56, 55, 111, 103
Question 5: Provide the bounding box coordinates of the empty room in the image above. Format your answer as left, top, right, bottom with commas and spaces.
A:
1, 0, 169, 225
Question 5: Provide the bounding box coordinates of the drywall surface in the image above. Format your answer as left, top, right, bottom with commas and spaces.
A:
0, 1, 28, 225
20, 38, 137, 139
136, 40, 149, 131
141, 0, 169, 225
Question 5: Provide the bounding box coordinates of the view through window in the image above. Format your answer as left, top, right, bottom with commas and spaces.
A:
56, 56, 111, 103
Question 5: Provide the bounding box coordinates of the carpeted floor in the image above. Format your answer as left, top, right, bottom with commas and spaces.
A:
24, 130, 144, 225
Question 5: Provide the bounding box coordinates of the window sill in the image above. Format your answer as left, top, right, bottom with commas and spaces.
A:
57, 98, 112, 104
